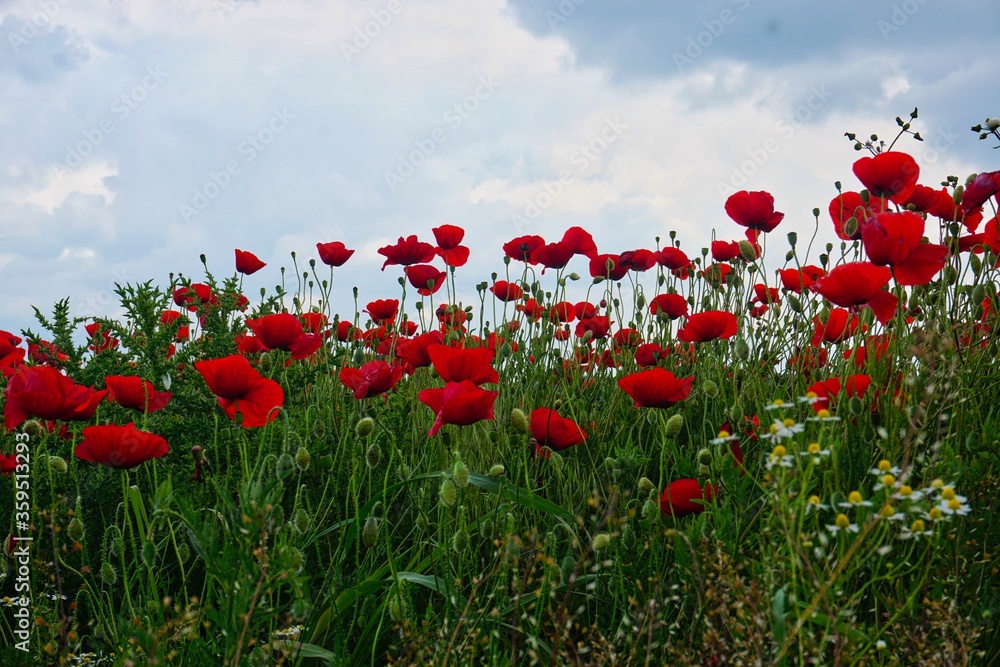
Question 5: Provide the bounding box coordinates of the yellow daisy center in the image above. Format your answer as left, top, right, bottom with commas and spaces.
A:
835, 514, 850, 529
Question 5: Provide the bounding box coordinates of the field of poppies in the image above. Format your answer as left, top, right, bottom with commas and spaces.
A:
3, 116, 1000, 665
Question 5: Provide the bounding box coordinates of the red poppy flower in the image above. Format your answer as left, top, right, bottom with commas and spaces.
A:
516, 298, 545, 321
105, 376, 172, 413
316, 241, 355, 267
531, 241, 575, 270
660, 478, 717, 518
809, 262, 891, 308
4, 365, 107, 430
811, 308, 860, 345
634, 343, 666, 367
613, 328, 642, 348
618, 368, 693, 408
301, 312, 329, 336
173, 283, 218, 312
777, 265, 825, 293
828, 191, 889, 240
892, 243, 949, 286
547, 301, 576, 323
432, 224, 464, 248
861, 211, 924, 266
378, 235, 436, 270
575, 316, 611, 340
195, 355, 284, 427
656, 247, 691, 270
404, 264, 447, 296
561, 226, 599, 260
339, 360, 404, 399
418, 380, 498, 436
235, 249, 266, 275
574, 301, 597, 320
489, 280, 524, 302
436, 245, 470, 267
649, 294, 688, 320
236, 333, 265, 355
246, 313, 323, 360
427, 345, 499, 385
724, 190, 784, 233
852, 152, 919, 205
75, 423, 169, 469
701, 263, 732, 285
0, 330, 25, 375
711, 240, 741, 262
676, 311, 738, 343
961, 170, 1000, 213
530, 408, 587, 451
589, 254, 629, 281
396, 330, 444, 369
752, 284, 780, 305
160, 310, 190, 342
365, 299, 399, 325
806, 375, 871, 413
85, 322, 119, 353
503, 235, 545, 264
336, 320, 360, 342
619, 249, 657, 272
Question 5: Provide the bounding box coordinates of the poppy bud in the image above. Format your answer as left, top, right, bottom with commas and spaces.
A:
698, 463, 710, 476
504, 535, 521, 566
970, 254, 982, 276
49, 456, 68, 474
356, 417, 375, 437
101, 562, 117, 585
362, 516, 379, 548
453, 459, 470, 488
452, 527, 470, 553
735, 338, 751, 361
785, 250, 795, 262
642, 498, 659, 521
664, 414, 684, 437
294, 507, 311, 535
860, 189, 870, 204
276, 453, 295, 480
848, 396, 864, 415
416, 514, 429, 533
488, 464, 505, 477
953, 185, 964, 205
592, 533, 612, 551
365, 443, 380, 469
638, 477, 654, 494
22, 420, 44, 438
176, 542, 190, 564
68, 517, 85, 542
972, 284, 986, 306
787, 294, 803, 313
635, 293, 646, 309
549, 451, 564, 472
697, 448, 713, 466
510, 408, 529, 434
294, 447, 311, 471
388, 594, 407, 622
738, 240, 757, 262
702, 380, 719, 398
439, 478, 457, 507
943, 265, 958, 285
503, 512, 515, 537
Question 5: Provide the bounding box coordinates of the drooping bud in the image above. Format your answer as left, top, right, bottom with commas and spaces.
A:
664, 414, 684, 437
702, 380, 719, 398
697, 448, 713, 466
452, 528, 470, 553
356, 417, 375, 438
734, 338, 751, 361
488, 464, 506, 477
276, 452, 295, 480
439, 478, 457, 507
638, 477, 654, 494
365, 443, 381, 469
510, 408, 529, 434
362, 516, 379, 548
294, 447, 311, 471
738, 240, 757, 262
453, 459, 470, 488
68, 517, 85, 542
48, 456, 68, 474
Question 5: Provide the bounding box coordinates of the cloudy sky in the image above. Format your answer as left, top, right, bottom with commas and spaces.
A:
1, 0, 997, 335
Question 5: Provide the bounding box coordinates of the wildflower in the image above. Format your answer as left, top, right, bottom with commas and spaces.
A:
75, 423, 169, 469
801, 442, 830, 465
530, 408, 587, 451
852, 151, 920, 205
617, 368, 694, 409
378, 235, 436, 270
418, 381, 498, 437
762, 418, 805, 442
661, 478, 717, 518
869, 460, 901, 477
827, 513, 859, 535
316, 241, 355, 267
724, 190, 785, 232
806, 408, 841, 423
936, 492, 971, 517
798, 391, 821, 405
234, 249, 266, 275
899, 518, 933, 540
765, 398, 794, 411
195, 355, 284, 427
676, 311, 739, 343
806, 494, 829, 513
766, 444, 795, 470
839, 490, 873, 509
710, 429, 738, 445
